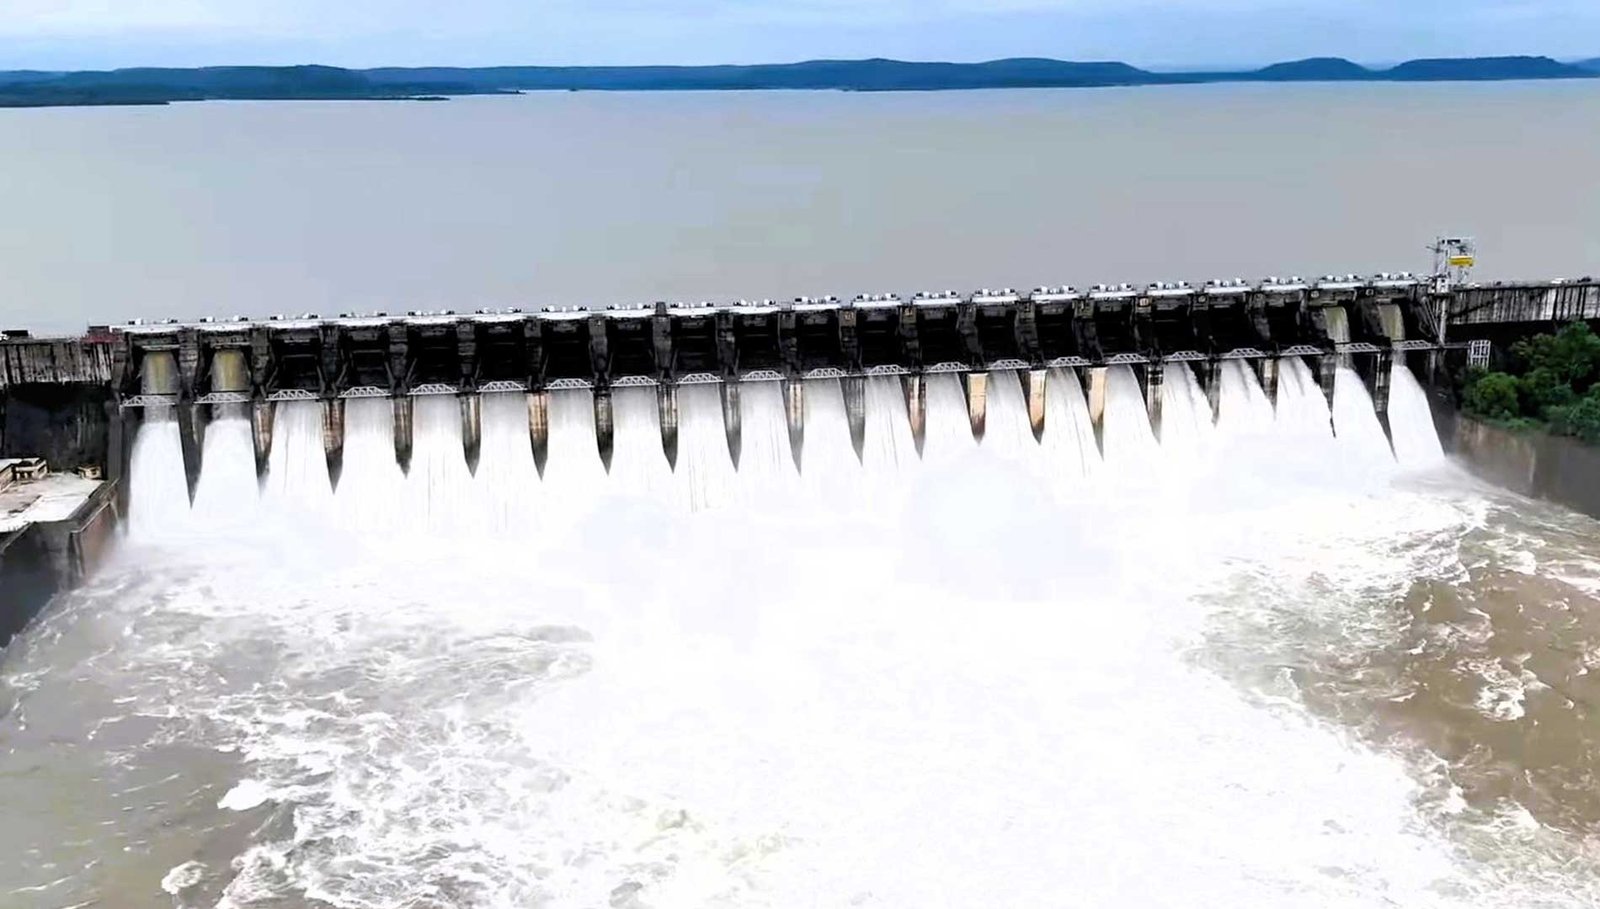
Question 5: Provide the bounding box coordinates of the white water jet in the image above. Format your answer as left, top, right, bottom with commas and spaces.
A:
733, 381, 798, 505
191, 416, 258, 523
261, 401, 332, 516
1159, 363, 1215, 464
1275, 357, 1335, 445
608, 386, 670, 502
860, 376, 919, 483
404, 395, 479, 531
1099, 365, 1158, 472
332, 397, 409, 534
798, 378, 861, 501
1332, 366, 1396, 469
1389, 363, 1446, 468
1040, 368, 1099, 483
475, 392, 543, 532
541, 390, 606, 519
922, 373, 977, 467
983, 371, 1037, 458
676, 383, 737, 513
126, 410, 192, 538
1216, 361, 1274, 441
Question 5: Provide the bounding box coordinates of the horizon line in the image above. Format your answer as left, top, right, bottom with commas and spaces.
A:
4, 51, 1596, 75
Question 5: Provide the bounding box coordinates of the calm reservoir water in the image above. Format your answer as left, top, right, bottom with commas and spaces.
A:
1, 82, 1598, 333
4, 84, 1600, 909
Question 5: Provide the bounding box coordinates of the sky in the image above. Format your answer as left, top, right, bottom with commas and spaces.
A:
1, 0, 1597, 70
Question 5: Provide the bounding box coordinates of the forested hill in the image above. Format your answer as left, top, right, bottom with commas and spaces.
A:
1, 55, 1593, 108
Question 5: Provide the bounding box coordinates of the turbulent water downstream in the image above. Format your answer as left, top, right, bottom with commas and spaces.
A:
5, 361, 1600, 908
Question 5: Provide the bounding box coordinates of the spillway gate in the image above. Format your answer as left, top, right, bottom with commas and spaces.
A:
104, 277, 1450, 497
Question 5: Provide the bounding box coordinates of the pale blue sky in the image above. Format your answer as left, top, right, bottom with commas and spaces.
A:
3, 0, 1597, 70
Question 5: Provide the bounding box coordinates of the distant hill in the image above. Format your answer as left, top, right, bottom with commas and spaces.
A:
1252, 58, 1372, 81
1, 55, 1594, 108
1383, 55, 1585, 81
1575, 58, 1600, 73
0, 64, 492, 107
363, 59, 1162, 92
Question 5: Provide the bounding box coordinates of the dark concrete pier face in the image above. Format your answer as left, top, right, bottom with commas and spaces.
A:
656, 384, 679, 470
783, 379, 805, 471
322, 398, 346, 488
902, 375, 927, 456
720, 383, 742, 469
1200, 360, 1223, 423
594, 389, 615, 472
1142, 362, 1165, 441
1024, 369, 1047, 442
459, 394, 482, 476
843, 376, 867, 462
963, 372, 988, 442
251, 401, 275, 481
526, 391, 550, 476
392, 397, 414, 474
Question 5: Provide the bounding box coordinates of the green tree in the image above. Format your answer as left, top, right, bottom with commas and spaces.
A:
1511, 322, 1600, 391
1519, 365, 1578, 415
1549, 387, 1600, 443
1463, 370, 1521, 420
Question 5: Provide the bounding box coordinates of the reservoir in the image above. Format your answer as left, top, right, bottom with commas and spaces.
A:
3, 83, 1600, 908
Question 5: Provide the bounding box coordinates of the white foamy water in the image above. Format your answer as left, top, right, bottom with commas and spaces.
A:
1216, 360, 1275, 441
1159, 362, 1216, 464
190, 415, 258, 524
732, 381, 798, 505
261, 400, 333, 515
1276, 357, 1336, 445
332, 397, 410, 533
125, 409, 191, 535
1333, 365, 1398, 468
922, 373, 978, 468
1040, 367, 1099, 483
608, 386, 672, 501
1099, 365, 1159, 473
24, 361, 1600, 908
676, 384, 738, 513
1390, 361, 1448, 468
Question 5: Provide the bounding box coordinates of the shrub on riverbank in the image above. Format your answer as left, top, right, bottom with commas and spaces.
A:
1461, 322, 1600, 442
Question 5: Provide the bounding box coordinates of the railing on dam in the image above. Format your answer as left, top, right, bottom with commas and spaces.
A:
1446, 280, 1600, 326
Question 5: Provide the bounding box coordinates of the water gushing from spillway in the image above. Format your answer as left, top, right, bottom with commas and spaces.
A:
1100, 365, 1159, 472
1389, 361, 1447, 468
1333, 365, 1396, 467
90, 366, 1600, 908
1159, 362, 1215, 462
1040, 368, 1098, 483
191, 416, 258, 523
126, 408, 190, 536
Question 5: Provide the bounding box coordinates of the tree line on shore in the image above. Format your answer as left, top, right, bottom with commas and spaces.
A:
1463, 322, 1600, 443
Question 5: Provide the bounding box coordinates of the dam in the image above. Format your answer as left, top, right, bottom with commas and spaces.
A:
0, 270, 1595, 600
6, 267, 1600, 907
8, 271, 1570, 488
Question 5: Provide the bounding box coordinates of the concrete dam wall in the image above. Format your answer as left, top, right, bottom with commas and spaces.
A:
1, 271, 1596, 648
